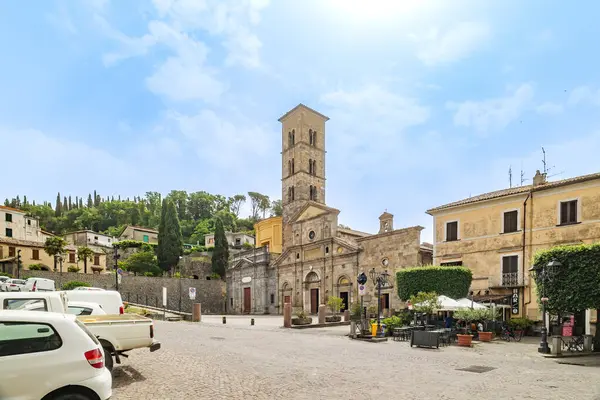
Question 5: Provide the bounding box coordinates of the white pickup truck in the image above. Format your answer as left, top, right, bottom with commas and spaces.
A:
0, 292, 161, 370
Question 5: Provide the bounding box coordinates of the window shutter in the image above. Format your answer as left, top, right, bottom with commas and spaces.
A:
560, 202, 568, 224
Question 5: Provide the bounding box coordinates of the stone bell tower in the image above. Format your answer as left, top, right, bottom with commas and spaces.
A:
279, 104, 329, 251
379, 211, 394, 234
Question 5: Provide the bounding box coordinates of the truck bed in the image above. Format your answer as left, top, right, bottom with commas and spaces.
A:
78, 314, 152, 325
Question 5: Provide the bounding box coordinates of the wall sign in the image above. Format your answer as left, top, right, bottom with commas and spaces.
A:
189, 287, 196, 300
241, 277, 252, 284
511, 288, 519, 315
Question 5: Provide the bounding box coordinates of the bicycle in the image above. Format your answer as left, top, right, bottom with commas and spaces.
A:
501, 327, 523, 342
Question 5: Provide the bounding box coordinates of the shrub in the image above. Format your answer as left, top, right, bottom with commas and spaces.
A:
409, 291, 441, 314
0, 272, 12, 278
327, 296, 344, 314
113, 240, 158, 250
382, 315, 409, 335
350, 302, 362, 320
209, 272, 221, 280
242, 242, 254, 249
396, 266, 472, 301
28, 263, 50, 271
508, 317, 535, 330
296, 310, 307, 319
454, 307, 499, 323
67, 266, 81, 273
62, 281, 91, 290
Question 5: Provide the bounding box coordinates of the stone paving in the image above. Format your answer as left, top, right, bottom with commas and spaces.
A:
112, 318, 600, 400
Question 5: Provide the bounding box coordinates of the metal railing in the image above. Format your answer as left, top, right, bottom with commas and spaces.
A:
489, 272, 525, 287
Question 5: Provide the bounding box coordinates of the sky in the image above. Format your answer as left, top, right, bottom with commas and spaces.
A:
1, 0, 600, 243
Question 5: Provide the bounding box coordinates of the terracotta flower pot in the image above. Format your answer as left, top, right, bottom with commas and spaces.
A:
457, 334, 473, 347
479, 331, 493, 342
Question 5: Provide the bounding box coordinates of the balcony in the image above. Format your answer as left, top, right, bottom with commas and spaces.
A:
488, 272, 526, 288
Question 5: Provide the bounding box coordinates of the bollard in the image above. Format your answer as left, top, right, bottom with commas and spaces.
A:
318, 304, 327, 324
251, 318, 255, 326
192, 303, 202, 322
283, 303, 292, 328
343, 310, 350, 322
222, 316, 226, 324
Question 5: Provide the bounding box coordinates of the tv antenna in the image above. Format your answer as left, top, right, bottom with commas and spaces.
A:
509, 166, 513, 188
541, 147, 555, 175
520, 162, 528, 186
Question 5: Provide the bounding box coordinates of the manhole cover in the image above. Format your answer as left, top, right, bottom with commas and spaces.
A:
210, 337, 225, 341
456, 365, 496, 373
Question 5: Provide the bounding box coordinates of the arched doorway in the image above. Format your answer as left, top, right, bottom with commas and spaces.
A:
304, 271, 320, 314
281, 281, 292, 308
337, 275, 351, 312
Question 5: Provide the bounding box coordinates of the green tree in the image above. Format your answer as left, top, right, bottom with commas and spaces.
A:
248, 192, 268, 220
122, 250, 161, 276
87, 194, 93, 208
55, 192, 62, 217
270, 199, 282, 217
409, 292, 441, 315
228, 194, 246, 217
77, 246, 94, 274
44, 236, 67, 272
211, 218, 229, 278
157, 199, 183, 272
396, 266, 472, 301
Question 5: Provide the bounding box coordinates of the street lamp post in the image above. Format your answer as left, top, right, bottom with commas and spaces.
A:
369, 268, 390, 337
529, 259, 562, 354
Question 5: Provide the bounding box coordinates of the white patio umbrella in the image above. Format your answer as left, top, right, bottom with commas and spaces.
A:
415, 295, 462, 311
456, 297, 488, 309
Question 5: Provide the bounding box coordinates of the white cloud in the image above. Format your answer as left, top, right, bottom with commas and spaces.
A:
447, 83, 534, 134
568, 85, 600, 107
414, 21, 491, 66
151, 0, 269, 68
95, 14, 156, 66
536, 102, 563, 115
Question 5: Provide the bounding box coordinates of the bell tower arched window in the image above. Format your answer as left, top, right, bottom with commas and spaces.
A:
291, 158, 295, 174
309, 129, 313, 145
309, 158, 313, 175
311, 130, 317, 147
312, 160, 316, 176
288, 160, 292, 176
291, 129, 295, 146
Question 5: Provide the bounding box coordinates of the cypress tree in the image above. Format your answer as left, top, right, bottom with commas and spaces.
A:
87, 194, 93, 208
23, 195, 27, 206
211, 218, 229, 278
55, 193, 62, 216
157, 199, 183, 272
79, 198, 83, 208
63, 196, 68, 211
68, 196, 72, 210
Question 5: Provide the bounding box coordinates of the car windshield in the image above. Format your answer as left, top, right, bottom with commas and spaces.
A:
12, 280, 25, 285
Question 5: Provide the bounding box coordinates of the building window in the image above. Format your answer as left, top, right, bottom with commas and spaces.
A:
325, 246, 329, 254
8, 247, 15, 257
560, 200, 578, 225
5, 213, 12, 222
291, 186, 295, 201
503, 210, 519, 233
94, 236, 98, 240
502, 255, 519, 286
312, 160, 316, 175
230, 298, 233, 307
143, 235, 149, 243
288, 160, 292, 176
288, 131, 292, 147
311, 130, 317, 147
308, 231, 315, 240
445, 221, 458, 241
296, 252, 300, 259
27, 219, 31, 226
309, 158, 313, 174
32, 249, 40, 260
440, 261, 463, 266
94, 255, 100, 265
5, 228, 13, 238
291, 158, 295, 174
291, 129, 295, 145
235, 238, 241, 246
309, 185, 314, 200
69, 253, 76, 263
270, 294, 275, 304
309, 129, 313, 145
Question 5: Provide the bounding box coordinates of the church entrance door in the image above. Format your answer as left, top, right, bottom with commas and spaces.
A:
340, 292, 349, 311
310, 289, 319, 314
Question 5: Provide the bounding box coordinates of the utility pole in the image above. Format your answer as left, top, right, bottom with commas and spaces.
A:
113, 247, 120, 291
16, 250, 21, 279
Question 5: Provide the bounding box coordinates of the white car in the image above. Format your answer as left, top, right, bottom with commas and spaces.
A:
1, 279, 26, 292
74, 287, 106, 291
22, 277, 55, 292
67, 301, 107, 316
0, 276, 9, 285
0, 310, 112, 400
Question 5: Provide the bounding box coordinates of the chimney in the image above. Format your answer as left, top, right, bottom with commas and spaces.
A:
533, 170, 547, 187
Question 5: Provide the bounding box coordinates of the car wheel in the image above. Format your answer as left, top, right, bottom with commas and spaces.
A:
104, 347, 114, 371
50, 392, 94, 400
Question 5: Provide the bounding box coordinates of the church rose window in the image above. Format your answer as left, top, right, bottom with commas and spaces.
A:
308, 231, 315, 240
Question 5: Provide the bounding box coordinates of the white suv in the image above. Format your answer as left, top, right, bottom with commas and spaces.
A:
0, 310, 112, 400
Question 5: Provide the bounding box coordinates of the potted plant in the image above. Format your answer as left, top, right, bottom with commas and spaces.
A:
326, 296, 344, 323
367, 304, 378, 318
454, 308, 476, 347
291, 310, 312, 326
350, 302, 362, 322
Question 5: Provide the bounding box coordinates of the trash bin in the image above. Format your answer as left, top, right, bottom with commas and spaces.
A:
371, 323, 378, 337
381, 324, 386, 337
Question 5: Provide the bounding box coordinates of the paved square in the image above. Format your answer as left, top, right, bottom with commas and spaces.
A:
112, 318, 600, 400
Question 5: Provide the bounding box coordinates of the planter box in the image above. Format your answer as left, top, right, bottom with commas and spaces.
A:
410, 330, 440, 349
291, 317, 312, 326
326, 315, 342, 323
479, 331, 493, 342
457, 334, 473, 347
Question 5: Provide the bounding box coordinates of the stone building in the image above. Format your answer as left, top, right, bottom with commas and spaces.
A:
427, 170, 600, 332
273, 104, 431, 315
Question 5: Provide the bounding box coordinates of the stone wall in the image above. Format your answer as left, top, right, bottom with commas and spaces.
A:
21, 270, 225, 314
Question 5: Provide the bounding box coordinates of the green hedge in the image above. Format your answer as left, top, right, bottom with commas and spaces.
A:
533, 243, 600, 313
396, 266, 472, 301
62, 281, 92, 290
113, 240, 158, 250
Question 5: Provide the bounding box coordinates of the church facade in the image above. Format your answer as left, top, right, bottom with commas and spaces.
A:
273, 104, 430, 315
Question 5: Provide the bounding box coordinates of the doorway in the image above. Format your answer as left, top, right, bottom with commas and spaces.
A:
310, 288, 319, 314
284, 295, 291, 305
380, 293, 390, 312
340, 292, 349, 311
243, 287, 251, 314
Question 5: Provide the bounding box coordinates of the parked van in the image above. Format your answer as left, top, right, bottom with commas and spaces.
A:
22, 277, 55, 292
64, 290, 124, 315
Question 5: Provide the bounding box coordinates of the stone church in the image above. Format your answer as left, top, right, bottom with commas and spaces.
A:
226, 104, 431, 315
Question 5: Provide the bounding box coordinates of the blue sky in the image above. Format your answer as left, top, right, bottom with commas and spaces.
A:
1, 0, 600, 242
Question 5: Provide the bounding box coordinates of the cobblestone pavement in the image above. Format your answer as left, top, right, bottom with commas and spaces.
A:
112, 320, 600, 400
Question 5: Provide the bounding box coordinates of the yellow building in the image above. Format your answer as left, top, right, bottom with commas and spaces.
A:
427, 170, 600, 329
0, 237, 108, 276
254, 216, 282, 254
